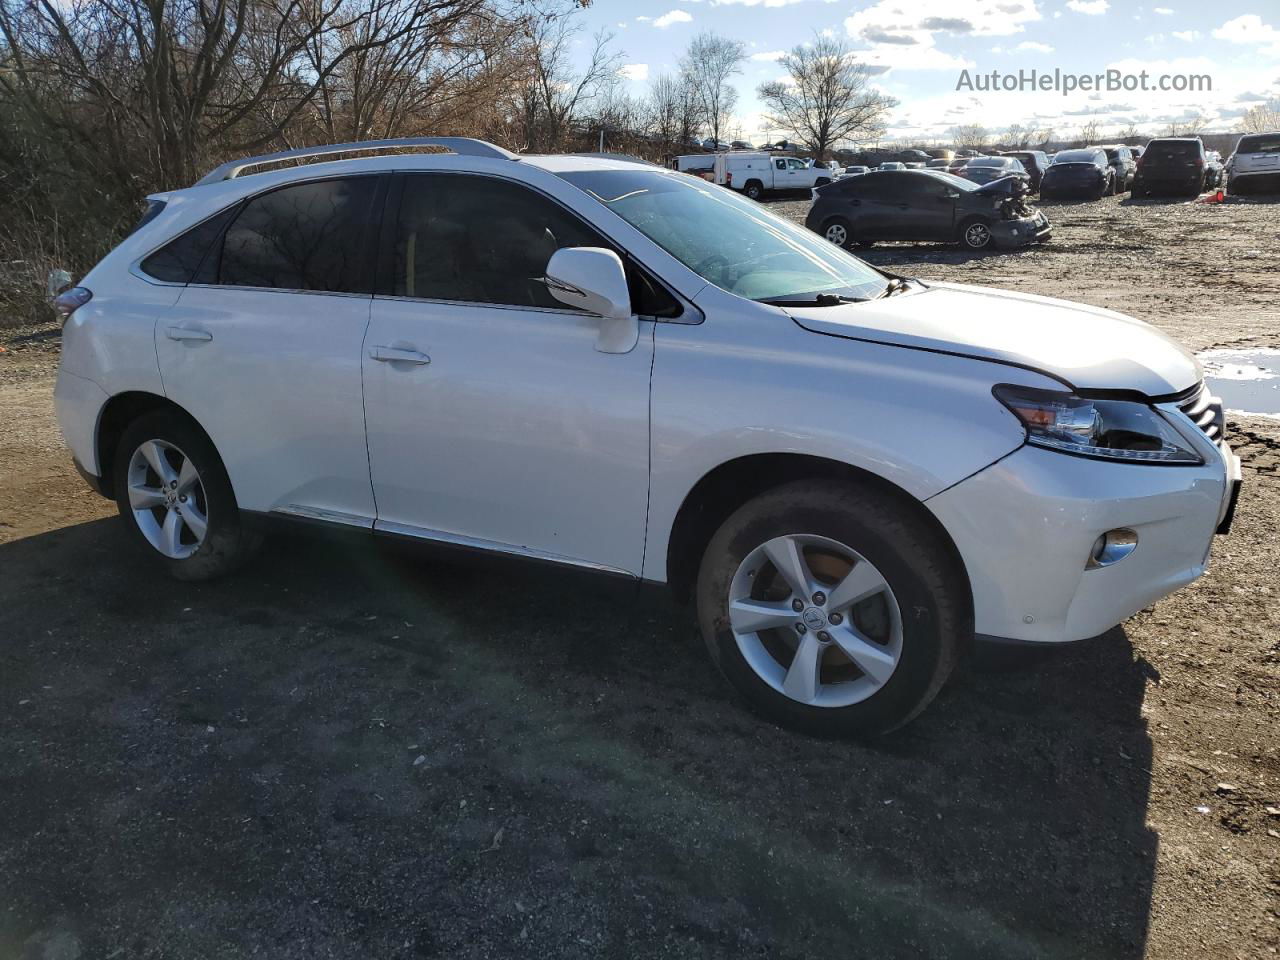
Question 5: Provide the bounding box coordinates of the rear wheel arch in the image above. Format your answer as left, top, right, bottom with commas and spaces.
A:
96, 392, 216, 500
664, 453, 972, 624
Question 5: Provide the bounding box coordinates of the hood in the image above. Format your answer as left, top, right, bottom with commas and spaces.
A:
785, 281, 1200, 397
973, 177, 1026, 197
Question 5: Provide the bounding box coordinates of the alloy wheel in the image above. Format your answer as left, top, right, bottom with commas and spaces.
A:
824, 223, 848, 246
964, 222, 991, 248
126, 439, 209, 559
727, 534, 903, 707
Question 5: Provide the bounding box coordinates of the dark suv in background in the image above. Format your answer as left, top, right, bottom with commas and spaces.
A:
805, 169, 1050, 251
1099, 145, 1137, 193
1039, 148, 1114, 199
1134, 138, 1207, 197
1001, 150, 1050, 192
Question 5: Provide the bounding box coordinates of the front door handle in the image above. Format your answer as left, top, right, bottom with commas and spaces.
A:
165, 326, 212, 342
369, 345, 430, 365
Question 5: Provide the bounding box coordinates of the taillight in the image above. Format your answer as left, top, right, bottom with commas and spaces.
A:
54, 286, 92, 319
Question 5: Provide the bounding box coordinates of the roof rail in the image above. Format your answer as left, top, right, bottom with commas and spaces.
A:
195, 137, 518, 186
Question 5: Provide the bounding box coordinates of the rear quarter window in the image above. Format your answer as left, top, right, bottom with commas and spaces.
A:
139, 206, 239, 284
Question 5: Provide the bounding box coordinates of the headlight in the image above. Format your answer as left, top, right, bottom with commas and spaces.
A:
994, 385, 1203, 465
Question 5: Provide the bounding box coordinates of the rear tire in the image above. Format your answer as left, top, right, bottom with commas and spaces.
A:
113, 411, 260, 581
694, 479, 964, 736
744, 180, 764, 200
821, 217, 853, 249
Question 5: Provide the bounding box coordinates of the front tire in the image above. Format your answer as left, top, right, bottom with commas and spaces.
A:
959, 217, 993, 250
113, 411, 259, 581
695, 479, 964, 736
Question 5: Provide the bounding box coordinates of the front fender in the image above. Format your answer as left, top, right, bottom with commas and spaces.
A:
642, 290, 1054, 582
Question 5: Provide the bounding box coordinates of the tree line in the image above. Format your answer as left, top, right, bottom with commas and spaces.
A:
0, 0, 895, 321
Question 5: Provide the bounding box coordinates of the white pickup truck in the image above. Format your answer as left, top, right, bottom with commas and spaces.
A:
675, 152, 834, 199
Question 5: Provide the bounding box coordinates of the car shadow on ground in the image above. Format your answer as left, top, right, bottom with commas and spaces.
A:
0, 518, 1158, 959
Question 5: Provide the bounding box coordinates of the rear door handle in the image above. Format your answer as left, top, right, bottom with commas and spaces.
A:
369, 345, 430, 365
165, 326, 212, 342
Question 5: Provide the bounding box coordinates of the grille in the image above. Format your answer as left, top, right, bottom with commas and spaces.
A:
1177, 381, 1225, 441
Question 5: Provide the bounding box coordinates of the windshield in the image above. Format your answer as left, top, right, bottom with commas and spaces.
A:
1053, 149, 1100, 164
558, 169, 887, 303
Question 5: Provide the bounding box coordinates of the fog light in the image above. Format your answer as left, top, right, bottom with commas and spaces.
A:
1086, 529, 1138, 569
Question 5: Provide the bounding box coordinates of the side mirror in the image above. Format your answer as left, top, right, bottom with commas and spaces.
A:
544, 247, 638, 354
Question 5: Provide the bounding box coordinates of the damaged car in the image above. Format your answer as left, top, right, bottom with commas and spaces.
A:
806, 168, 1050, 251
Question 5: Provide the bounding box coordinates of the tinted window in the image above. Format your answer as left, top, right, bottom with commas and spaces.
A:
1146, 140, 1201, 159
140, 206, 238, 283
1054, 150, 1103, 164
1237, 134, 1280, 154
391, 174, 606, 309
219, 177, 378, 292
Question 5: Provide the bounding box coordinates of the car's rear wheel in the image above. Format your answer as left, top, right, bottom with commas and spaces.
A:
959, 217, 993, 250
744, 180, 764, 200
695, 479, 963, 736
821, 217, 852, 248
113, 411, 260, 581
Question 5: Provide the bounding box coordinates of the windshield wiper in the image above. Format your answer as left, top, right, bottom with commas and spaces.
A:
756, 293, 868, 307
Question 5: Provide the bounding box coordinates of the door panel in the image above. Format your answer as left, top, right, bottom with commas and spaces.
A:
157, 287, 375, 521
361, 172, 653, 575
363, 301, 653, 572
154, 175, 382, 522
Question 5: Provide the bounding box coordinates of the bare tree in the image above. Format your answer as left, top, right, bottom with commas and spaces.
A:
1115, 121, 1142, 145
1238, 99, 1280, 134
1076, 118, 1100, 147
949, 123, 990, 150
1004, 123, 1032, 149
515, 15, 621, 152
648, 73, 702, 156
756, 34, 896, 162
680, 32, 744, 148
1162, 114, 1208, 137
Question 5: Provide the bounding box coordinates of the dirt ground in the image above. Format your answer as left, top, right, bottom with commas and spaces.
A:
0, 192, 1277, 960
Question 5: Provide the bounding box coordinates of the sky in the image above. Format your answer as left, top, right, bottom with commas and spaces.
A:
570, 0, 1280, 145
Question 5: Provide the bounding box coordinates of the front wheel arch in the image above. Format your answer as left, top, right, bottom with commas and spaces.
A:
664, 453, 972, 626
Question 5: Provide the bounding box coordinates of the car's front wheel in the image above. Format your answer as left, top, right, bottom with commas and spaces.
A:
113, 411, 260, 581
959, 217, 993, 250
695, 479, 963, 736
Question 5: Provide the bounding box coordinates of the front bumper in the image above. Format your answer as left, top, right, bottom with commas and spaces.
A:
927, 435, 1237, 644
991, 211, 1051, 248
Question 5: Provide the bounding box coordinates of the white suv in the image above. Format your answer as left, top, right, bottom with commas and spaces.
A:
54, 137, 1241, 735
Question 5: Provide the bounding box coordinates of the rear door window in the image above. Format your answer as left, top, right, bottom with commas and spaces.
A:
217, 177, 380, 293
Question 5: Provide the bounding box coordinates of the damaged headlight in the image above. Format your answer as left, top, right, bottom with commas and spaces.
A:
994, 385, 1204, 465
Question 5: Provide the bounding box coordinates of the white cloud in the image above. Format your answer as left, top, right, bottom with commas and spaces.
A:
750, 50, 787, 61
712, 0, 808, 6
1066, 0, 1108, 14
1015, 40, 1053, 52
1171, 30, 1198, 41
844, 0, 1043, 41
1212, 14, 1280, 56
1154, 6, 1174, 13
635, 15, 650, 21
618, 63, 649, 82
652, 9, 693, 27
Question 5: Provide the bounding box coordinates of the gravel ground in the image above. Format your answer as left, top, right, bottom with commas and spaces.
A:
0, 191, 1277, 959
